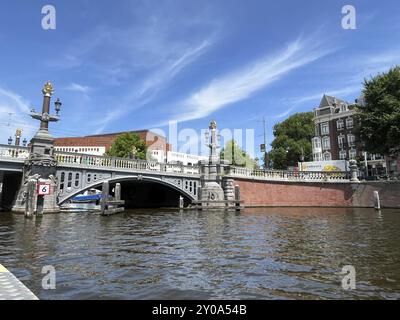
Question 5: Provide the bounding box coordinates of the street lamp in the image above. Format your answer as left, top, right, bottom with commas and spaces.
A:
54, 98, 62, 116
22, 138, 27, 147
8, 136, 12, 145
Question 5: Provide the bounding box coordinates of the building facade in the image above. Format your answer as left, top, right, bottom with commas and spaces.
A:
55, 130, 207, 165
54, 130, 171, 156
312, 95, 360, 162
311, 95, 386, 176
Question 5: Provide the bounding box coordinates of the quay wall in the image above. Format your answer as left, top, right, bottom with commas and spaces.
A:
234, 179, 400, 208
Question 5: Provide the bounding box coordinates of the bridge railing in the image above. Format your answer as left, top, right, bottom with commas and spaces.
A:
0, 144, 29, 159
226, 166, 349, 181
54, 151, 200, 175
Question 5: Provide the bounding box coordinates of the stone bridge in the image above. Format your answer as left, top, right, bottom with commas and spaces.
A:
0, 144, 201, 206
2, 82, 398, 214
0, 143, 366, 210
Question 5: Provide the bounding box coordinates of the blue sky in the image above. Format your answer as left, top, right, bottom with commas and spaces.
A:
1, 0, 400, 158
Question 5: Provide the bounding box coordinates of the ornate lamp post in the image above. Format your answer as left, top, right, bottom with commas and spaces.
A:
30, 82, 61, 142
205, 120, 221, 182
12, 82, 63, 215
14, 129, 22, 146
199, 120, 236, 208
7, 136, 12, 145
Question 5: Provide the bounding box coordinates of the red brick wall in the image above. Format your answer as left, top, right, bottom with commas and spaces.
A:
234, 179, 400, 208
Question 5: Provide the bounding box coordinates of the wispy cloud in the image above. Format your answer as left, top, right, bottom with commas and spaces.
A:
288, 86, 362, 106
171, 36, 334, 123
66, 83, 92, 94
135, 39, 212, 102
0, 87, 35, 142
90, 37, 214, 133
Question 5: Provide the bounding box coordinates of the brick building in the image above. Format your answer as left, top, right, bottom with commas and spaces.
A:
311, 95, 386, 176
54, 130, 171, 156
312, 95, 360, 161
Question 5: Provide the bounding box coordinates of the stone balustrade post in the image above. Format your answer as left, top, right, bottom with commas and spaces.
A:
349, 159, 359, 182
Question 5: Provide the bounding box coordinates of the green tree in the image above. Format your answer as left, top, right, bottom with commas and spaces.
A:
269, 112, 314, 169
220, 140, 259, 169
106, 133, 147, 159
357, 66, 400, 155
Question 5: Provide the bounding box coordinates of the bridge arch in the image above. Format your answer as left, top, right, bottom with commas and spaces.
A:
58, 175, 197, 206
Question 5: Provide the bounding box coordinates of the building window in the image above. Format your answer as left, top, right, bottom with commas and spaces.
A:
323, 152, 331, 161
347, 134, 356, 147
315, 125, 320, 136
338, 135, 345, 149
322, 136, 330, 150
337, 119, 344, 130
339, 150, 347, 160
312, 137, 321, 151
346, 117, 354, 129
321, 122, 329, 134
313, 153, 322, 161
349, 149, 357, 159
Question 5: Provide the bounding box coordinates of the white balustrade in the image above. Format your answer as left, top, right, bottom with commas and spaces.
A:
227, 166, 348, 182
54, 151, 201, 175
0, 144, 29, 159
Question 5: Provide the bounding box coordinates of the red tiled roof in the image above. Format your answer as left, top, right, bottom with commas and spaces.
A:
54, 130, 168, 151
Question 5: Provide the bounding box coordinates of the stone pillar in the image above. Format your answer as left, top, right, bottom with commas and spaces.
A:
115, 183, 121, 201
25, 180, 36, 218
0, 171, 3, 208
179, 196, 184, 208
198, 120, 227, 208
235, 185, 241, 202
12, 82, 61, 214
223, 178, 235, 201
349, 159, 359, 182
373, 191, 381, 210
100, 181, 109, 215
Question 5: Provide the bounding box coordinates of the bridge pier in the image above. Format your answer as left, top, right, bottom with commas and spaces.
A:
0, 171, 3, 208
12, 82, 61, 215
195, 121, 242, 210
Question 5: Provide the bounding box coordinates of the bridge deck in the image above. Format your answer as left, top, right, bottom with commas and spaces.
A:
0, 264, 38, 300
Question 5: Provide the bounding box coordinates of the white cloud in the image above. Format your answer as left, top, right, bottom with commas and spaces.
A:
172, 36, 334, 123
66, 83, 92, 94
288, 86, 362, 106
136, 39, 212, 101
89, 37, 214, 132
0, 87, 35, 143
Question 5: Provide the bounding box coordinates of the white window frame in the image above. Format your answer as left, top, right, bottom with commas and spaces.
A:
346, 117, 354, 129
315, 125, 320, 136
337, 119, 344, 130
338, 135, 345, 148
322, 136, 330, 150
323, 151, 332, 161
347, 134, 355, 147
313, 152, 322, 162
339, 150, 347, 160
349, 149, 357, 159
321, 122, 329, 135
312, 137, 321, 151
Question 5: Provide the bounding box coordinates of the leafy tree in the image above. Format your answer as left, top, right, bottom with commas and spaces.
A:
220, 140, 259, 169
269, 112, 314, 169
357, 66, 400, 155
106, 133, 147, 159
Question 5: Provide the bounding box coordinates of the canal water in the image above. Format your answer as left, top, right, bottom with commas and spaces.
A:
0, 207, 399, 300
